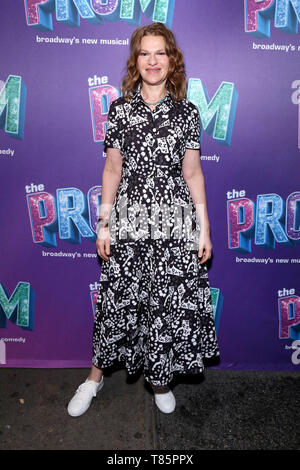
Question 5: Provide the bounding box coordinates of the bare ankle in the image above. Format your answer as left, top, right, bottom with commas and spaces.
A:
151, 385, 169, 394
88, 365, 103, 383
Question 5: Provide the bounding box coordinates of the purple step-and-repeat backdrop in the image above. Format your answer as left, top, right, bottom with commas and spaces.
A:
0, 0, 299, 370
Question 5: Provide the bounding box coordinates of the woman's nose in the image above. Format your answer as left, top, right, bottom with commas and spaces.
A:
148, 54, 157, 65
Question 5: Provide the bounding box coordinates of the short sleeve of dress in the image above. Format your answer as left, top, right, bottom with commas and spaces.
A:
185, 104, 201, 150
103, 99, 123, 152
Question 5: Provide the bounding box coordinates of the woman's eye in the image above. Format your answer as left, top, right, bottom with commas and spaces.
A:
139, 52, 166, 56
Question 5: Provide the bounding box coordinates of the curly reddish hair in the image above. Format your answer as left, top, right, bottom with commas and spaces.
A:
121, 23, 187, 102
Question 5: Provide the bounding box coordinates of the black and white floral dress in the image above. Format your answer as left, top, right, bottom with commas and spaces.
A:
92, 83, 220, 386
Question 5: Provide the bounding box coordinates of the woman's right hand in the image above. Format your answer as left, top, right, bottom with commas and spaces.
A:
96, 226, 111, 261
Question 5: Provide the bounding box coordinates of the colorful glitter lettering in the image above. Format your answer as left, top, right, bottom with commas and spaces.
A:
0, 282, 35, 330
188, 78, 238, 146
286, 192, 300, 243
27, 192, 58, 246
275, 0, 300, 33
24, 0, 55, 30
0, 75, 27, 140
24, 0, 175, 30
244, 0, 276, 37
56, 0, 102, 26
120, 0, 175, 27
227, 198, 255, 252
87, 186, 102, 233
255, 194, 290, 248
89, 85, 119, 142
57, 188, 95, 242
278, 295, 300, 339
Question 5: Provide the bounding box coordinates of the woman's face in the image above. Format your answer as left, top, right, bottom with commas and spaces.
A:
136, 35, 170, 87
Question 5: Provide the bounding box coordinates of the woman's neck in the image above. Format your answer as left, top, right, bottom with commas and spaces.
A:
140, 82, 167, 104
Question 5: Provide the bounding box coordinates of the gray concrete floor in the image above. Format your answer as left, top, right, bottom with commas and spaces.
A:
156, 369, 300, 450
0, 367, 156, 450
0, 368, 299, 450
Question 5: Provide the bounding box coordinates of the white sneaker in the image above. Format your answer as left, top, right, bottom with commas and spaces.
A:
154, 390, 176, 413
67, 378, 104, 417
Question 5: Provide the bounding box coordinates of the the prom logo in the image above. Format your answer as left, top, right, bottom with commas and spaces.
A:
278, 288, 300, 340
0, 76, 27, 140
0, 282, 35, 330
26, 184, 101, 245
187, 79, 238, 146
245, 0, 300, 38
24, 0, 175, 31
227, 190, 300, 252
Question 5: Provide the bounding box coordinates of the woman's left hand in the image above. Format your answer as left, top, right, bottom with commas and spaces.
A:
198, 234, 213, 264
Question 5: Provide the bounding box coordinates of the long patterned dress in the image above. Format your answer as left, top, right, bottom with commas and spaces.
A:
92, 82, 220, 386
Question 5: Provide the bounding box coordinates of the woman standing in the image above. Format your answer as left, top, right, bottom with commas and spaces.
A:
68, 22, 220, 417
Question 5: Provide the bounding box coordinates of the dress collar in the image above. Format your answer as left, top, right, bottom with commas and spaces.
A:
129, 81, 175, 112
